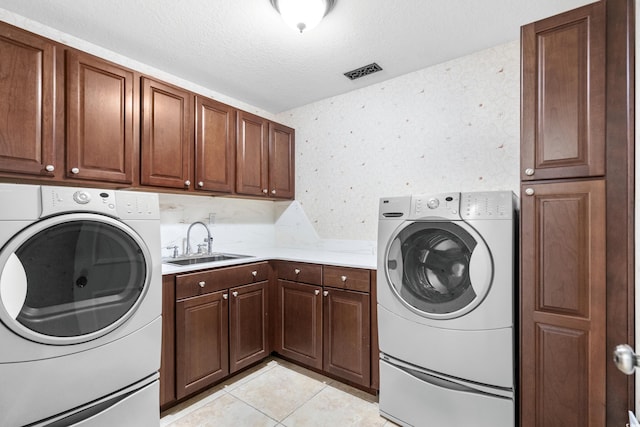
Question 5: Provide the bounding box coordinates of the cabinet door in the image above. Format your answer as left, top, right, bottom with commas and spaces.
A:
176, 290, 229, 399
141, 77, 192, 189
520, 180, 606, 427
323, 288, 370, 387
66, 51, 135, 183
229, 281, 269, 373
236, 111, 268, 197
268, 122, 295, 199
521, 2, 605, 181
195, 96, 235, 193
0, 23, 58, 177
275, 280, 322, 370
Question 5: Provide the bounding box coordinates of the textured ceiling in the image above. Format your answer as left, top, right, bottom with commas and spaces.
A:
0, 0, 593, 113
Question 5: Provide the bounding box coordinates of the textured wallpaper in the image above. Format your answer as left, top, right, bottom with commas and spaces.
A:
276, 41, 520, 242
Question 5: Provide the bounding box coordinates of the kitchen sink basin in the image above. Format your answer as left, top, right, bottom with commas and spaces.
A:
164, 253, 252, 266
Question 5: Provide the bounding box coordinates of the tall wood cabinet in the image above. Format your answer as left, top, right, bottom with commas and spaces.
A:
520, 1, 634, 425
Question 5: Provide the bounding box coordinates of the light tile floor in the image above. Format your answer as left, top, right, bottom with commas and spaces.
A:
160, 357, 398, 427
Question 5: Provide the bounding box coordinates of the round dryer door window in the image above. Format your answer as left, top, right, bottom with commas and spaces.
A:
0, 213, 151, 345
385, 221, 493, 319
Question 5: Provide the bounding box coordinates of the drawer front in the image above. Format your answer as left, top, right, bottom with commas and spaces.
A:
176, 262, 270, 300
274, 261, 322, 285
323, 265, 370, 293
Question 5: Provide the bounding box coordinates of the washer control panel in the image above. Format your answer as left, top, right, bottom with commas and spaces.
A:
460, 191, 514, 220
412, 193, 461, 219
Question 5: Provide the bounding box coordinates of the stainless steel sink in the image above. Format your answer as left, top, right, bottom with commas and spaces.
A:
163, 253, 252, 266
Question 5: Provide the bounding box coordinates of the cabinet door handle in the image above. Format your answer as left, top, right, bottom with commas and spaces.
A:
198, 181, 204, 187
232, 291, 238, 297
314, 289, 320, 295
45, 164, 55, 172
524, 168, 535, 176
294, 268, 300, 275
251, 271, 258, 277
271, 189, 276, 195
323, 291, 329, 297
262, 188, 268, 194
525, 188, 535, 196
184, 180, 191, 187
198, 281, 206, 288
70, 167, 80, 174
223, 293, 228, 300
341, 275, 347, 282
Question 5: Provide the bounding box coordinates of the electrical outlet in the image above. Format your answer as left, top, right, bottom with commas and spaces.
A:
209, 213, 216, 225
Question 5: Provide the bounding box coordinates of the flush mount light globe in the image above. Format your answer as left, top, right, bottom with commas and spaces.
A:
270, 0, 336, 33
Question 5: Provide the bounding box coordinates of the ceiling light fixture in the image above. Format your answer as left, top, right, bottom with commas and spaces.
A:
270, 0, 336, 34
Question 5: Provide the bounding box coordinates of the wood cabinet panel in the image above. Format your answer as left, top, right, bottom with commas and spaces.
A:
521, 2, 605, 181
195, 96, 235, 193
520, 179, 606, 427
268, 122, 295, 199
275, 280, 323, 370
229, 281, 269, 373
0, 23, 58, 177
160, 275, 176, 408
66, 51, 134, 183
176, 290, 229, 399
323, 265, 370, 292
323, 288, 370, 387
236, 111, 268, 197
141, 77, 192, 189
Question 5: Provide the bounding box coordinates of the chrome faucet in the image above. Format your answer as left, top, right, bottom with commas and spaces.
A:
186, 221, 212, 255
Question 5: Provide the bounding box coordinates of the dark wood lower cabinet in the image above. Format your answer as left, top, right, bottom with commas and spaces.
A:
175, 290, 229, 400
160, 275, 176, 408
323, 288, 370, 387
275, 280, 323, 370
229, 281, 269, 373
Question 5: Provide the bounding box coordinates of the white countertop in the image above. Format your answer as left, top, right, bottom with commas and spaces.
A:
161, 246, 377, 275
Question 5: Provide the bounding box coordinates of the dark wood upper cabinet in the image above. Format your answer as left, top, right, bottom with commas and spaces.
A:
195, 96, 236, 193
520, 2, 605, 181
268, 122, 295, 199
66, 51, 135, 183
237, 111, 295, 199
141, 77, 193, 189
0, 23, 58, 178
236, 110, 269, 197
520, 179, 606, 427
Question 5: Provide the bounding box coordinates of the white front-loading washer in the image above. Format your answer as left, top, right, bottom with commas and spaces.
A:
377, 191, 517, 427
0, 184, 161, 426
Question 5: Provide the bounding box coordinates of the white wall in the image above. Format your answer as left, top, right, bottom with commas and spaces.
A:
275, 41, 521, 242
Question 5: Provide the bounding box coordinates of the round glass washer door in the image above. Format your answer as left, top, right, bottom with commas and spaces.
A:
385, 221, 493, 319
0, 213, 151, 345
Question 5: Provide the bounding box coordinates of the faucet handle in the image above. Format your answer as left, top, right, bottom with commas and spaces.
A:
197, 243, 207, 254
166, 245, 179, 258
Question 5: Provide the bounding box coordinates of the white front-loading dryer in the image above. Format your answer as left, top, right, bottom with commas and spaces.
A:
0, 184, 162, 426
377, 191, 517, 427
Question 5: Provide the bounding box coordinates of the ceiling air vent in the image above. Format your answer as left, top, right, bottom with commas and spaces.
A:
343, 62, 383, 80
